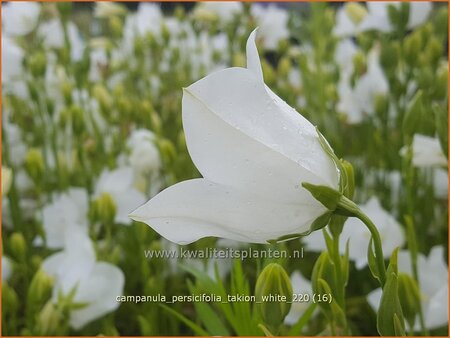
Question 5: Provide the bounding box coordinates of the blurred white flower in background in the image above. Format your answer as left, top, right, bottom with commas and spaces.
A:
337, 46, 388, 124
433, 168, 448, 199
95, 166, 146, 225
400, 134, 447, 168
89, 47, 108, 82
353, 47, 389, 115
335, 39, 358, 75
42, 229, 124, 330
38, 19, 85, 61
123, 3, 162, 47
1, 36, 28, 98
251, 4, 289, 50
285, 271, 314, 325
2, 256, 12, 282
127, 129, 162, 196
368, 246, 448, 330
2, 1, 41, 36
130, 30, 339, 244
360, 2, 432, 32
305, 197, 405, 269
334, 2, 432, 37
1, 35, 24, 84
41, 188, 89, 249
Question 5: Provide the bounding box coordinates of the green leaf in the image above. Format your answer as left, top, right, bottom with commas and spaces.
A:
194, 299, 230, 335
159, 304, 209, 336
287, 303, 318, 336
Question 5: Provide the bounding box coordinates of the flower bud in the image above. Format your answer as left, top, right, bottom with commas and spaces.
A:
255, 263, 292, 330
94, 2, 126, 18
62, 81, 73, 106
28, 51, 47, 78
91, 192, 117, 225
2, 166, 12, 196
109, 16, 123, 39
157, 139, 177, 164
397, 273, 421, 329
25, 148, 45, 183
10, 232, 27, 262
426, 38, 443, 70
352, 52, 366, 77
432, 65, 448, 101
376, 249, 405, 336
37, 301, 62, 336
71, 105, 85, 136
403, 90, 424, 137
2, 284, 19, 316
261, 60, 276, 87
380, 41, 401, 71
345, 3, 367, 24
27, 270, 54, 317
232, 52, 246, 68
403, 31, 422, 67
278, 57, 291, 79
93, 84, 111, 115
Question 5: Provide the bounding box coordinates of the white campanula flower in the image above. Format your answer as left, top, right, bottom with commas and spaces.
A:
95, 166, 147, 225
359, 2, 432, 32
353, 47, 388, 114
2, 256, 12, 282
251, 4, 289, 50
38, 19, 84, 61
368, 246, 448, 330
123, 3, 162, 48
433, 168, 448, 199
400, 134, 447, 168
337, 46, 388, 124
89, 47, 108, 82
42, 229, 124, 330
127, 129, 162, 196
1, 35, 28, 99
2, 1, 41, 36
305, 197, 405, 269
334, 2, 432, 37
335, 39, 358, 75
285, 271, 315, 325
130, 30, 339, 245
41, 188, 89, 249
2, 35, 24, 84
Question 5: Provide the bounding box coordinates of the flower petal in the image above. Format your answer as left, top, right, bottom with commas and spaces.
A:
183, 68, 338, 200
70, 262, 125, 330
408, 2, 432, 29
246, 29, 263, 81
130, 179, 322, 244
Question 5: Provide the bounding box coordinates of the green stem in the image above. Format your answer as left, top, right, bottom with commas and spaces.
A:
337, 196, 387, 287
